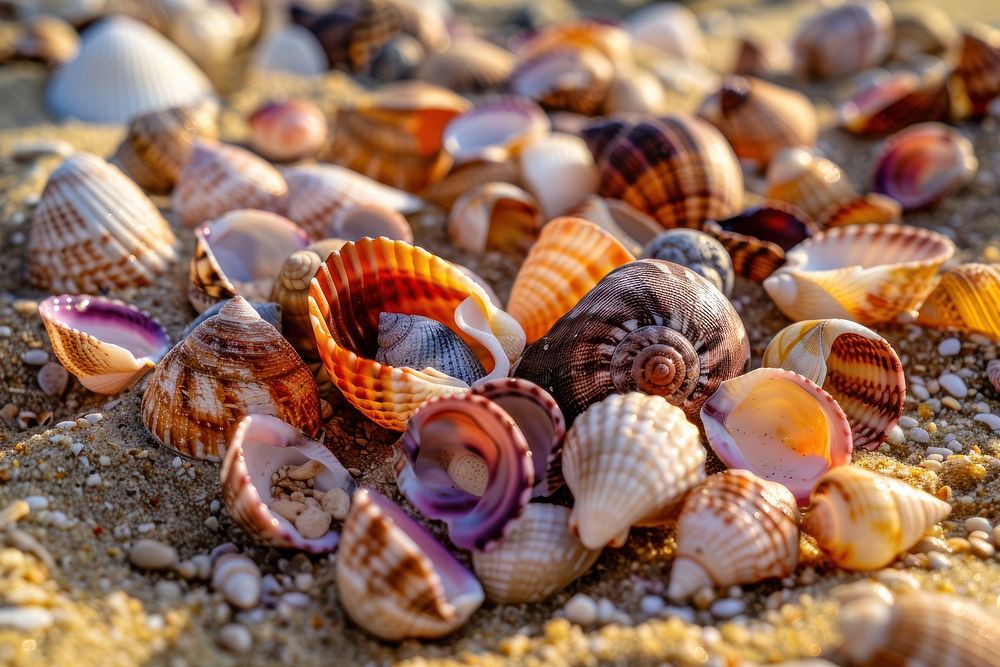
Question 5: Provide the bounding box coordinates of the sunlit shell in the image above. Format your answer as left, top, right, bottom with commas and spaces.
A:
415, 37, 516, 93
838, 69, 950, 136
917, 263, 1000, 340
891, 6, 960, 61
802, 466, 951, 570
368, 32, 426, 82
519, 132, 598, 220
376, 313, 486, 386
184, 300, 282, 338
515, 20, 633, 67
791, 1, 894, 80
425, 159, 522, 211
953, 24, 1000, 119
290, 0, 404, 75
763, 319, 905, 450
248, 99, 328, 163
443, 96, 549, 166
39, 294, 170, 395
329, 203, 413, 243
14, 15, 79, 66
603, 67, 668, 115
251, 24, 328, 77
703, 203, 817, 282
447, 183, 543, 255
625, 3, 707, 65
641, 229, 735, 297
568, 196, 663, 257
167, 2, 245, 80
510, 46, 614, 116
731, 33, 792, 77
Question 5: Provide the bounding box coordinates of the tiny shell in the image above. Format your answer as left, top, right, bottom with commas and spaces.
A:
838, 69, 950, 137
248, 99, 328, 162
415, 38, 516, 93
703, 203, 817, 282
917, 263, 1000, 340
511, 47, 614, 116
791, 1, 894, 80
447, 182, 542, 255
641, 229, 735, 296
443, 96, 549, 166
519, 132, 598, 220
376, 313, 486, 385
211, 554, 261, 611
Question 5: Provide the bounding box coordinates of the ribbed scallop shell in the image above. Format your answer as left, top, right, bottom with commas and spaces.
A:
248, 99, 328, 163
641, 229, 735, 297
519, 132, 598, 220
668, 470, 800, 601
802, 466, 952, 570
443, 97, 550, 166
703, 202, 817, 282
141, 296, 321, 461
472, 503, 599, 603
337, 488, 484, 641
838, 69, 951, 137
569, 196, 663, 257
447, 183, 542, 255
511, 46, 614, 116
563, 392, 705, 550
763, 224, 955, 324
917, 263, 1000, 340
763, 319, 905, 450
507, 217, 635, 344
791, 1, 894, 80
27, 153, 177, 293
415, 38, 516, 93
953, 24, 1000, 119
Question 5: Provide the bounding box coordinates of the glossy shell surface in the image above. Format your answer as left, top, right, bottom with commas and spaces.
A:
917, 263, 1000, 340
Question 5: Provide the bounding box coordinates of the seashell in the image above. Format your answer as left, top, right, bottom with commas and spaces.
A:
415, 37, 516, 93
471, 503, 599, 603
110, 100, 220, 195
452, 263, 503, 309
698, 75, 819, 169
376, 313, 487, 386
702, 367, 853, 504
426, 159, 522, 211
917, 263, 1000, 340
46, 16, 214, 124
26, 153, 177, 293
953, 24, 1000, 119
872, 122, 977, 211
602, 67, 668, 115
510, 47, 614, 116
14, 16, 79, 66
568, 196, 663, 257
39, 294, 170, 394
443, 96, 549, 166
189, 209, 311, 313
141, 296, 321, 461
703, 203, 817, 283
802, 466, 952, 569
251, 24, 328, 77
515, 259, 750, 425
731, 33, 792, 77
211, 553, 262, 611
447, 182, 543, 256
507, 217, 635, 345
290, 0, 404, 75
248, 99, 328, 163
337, 488, 484, 641
891, 6, 960, 61
368, 32, 426, 82
519, 133, 598, 220
173, 140, 288, 228
184, 300, 282, 338
641, 229, 735, 296
838, 69, 950, 137
221, 415, 354, 553
763, 224, 956, 324
763, 319, 905, 450
514, 20, 633, 68
308, 237, 525, 430
988, 359, 1000, 393
167, 3, 244, 78
667, 470, 800, 601
562, 392, 706, 550
791, 1, 894, 80
328, 203, 413, 244
625, 3, 708, 65
283, 164, 422, 241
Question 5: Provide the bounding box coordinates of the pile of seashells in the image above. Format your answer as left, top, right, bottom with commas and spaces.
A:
12, 0, 1000, 660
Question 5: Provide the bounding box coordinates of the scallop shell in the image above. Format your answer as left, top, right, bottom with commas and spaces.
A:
519, 133, 598, 220
953, 24, 1000, 119
376, 313, 486, 386
329, 203, 413, 243
510, 46, 614, 116
415, 37, 516, 93
802, 466, 952, 570
248, 99, 328, 163
506, 217, 635, 345
443, 96, 550, 166
46, 16, 214, 123
791, 1, 894, 80
141, 296, 321, 461
27, 153, 177, 293
763, 224, 956, 324
891, 6, 960, 61
763, 319, 905, 450
447, 183, 543, 255
221, 415, 354, 553
668, 470, 800, 601
838, 69, 950, 137
251, 24, 328, 77
471, 503, 599, 604
701, 367, 853, 504
290, 0, 404, 75
568, 196, 663, 257
39, 294, 170, 394
916, 263, 1000, 340
641, 229, 735, 297
563, 392, 706, 550
703, 202, 817, 282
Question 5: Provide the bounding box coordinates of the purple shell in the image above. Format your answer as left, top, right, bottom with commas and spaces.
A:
40, 294, 170, 360
713, 203, 817, 252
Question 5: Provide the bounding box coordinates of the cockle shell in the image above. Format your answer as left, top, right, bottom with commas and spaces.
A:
668, 470, 800, 601
953, 24, 1000, 119
248, 99, 328, 162
563, 392, 706, 550
703, 203, 817, 282
519, 133, 598, 220
791, 1, 894, 80
917, 263, 1000, 340
802, 466, 951, 570
838, 69, 950, 136
443, 97, 549, 166
290, 0, 404, 75
39, 294, 170, 394
701, 367, 853, 504
27, 153, 177, 293
569, 196, 663, 257
221, 415, 354, 553
376, 313, 486, 386
447, 183, 542, 256
141, 296, 321, 461
337, 488, 484, 640
515, 259, 750, 425
510, 46, 614, 116
763, 224, 956, 324
415, 38, 516, 93
328, 203, 414, 244
471, 503, 599, 604
763, 319, 904, 450
891, 6, 960, 61
641, 229, 735, 296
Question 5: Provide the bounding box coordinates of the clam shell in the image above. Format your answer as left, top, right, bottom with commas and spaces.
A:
141, 296, 321, 461
510, 46, 614, 116
703, 202, 817, 282
39, 294, 170, 394
290, 0, 404, 75
838, 69, 950, 137
376, 313, 487, 386
329, 203, 413, 243
791, 1, 894, 80
917, 263, 1000, 340
802, 466, 951, 570
519, 132, 598, 220
248, 99, 328, 163
563, 392, 706, 550
641, 229, 735, 297
668, 470, 800, 601
251, 24, 328, 77
701, 367, 853, 504
763, 319, 905, 450
27, 153, 177, 293
953, 24, 1000, 119
338, 488, 483, 640
415, 37, 516, 93
443, 96, 549, 166
447, 182, 543, 255
568, 196, 663, 257
891, 6, 960, 61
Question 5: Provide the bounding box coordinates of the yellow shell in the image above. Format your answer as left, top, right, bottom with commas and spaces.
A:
916, 263, 1000, 340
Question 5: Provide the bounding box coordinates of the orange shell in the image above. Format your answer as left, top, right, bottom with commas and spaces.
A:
917, 263, 1000, 340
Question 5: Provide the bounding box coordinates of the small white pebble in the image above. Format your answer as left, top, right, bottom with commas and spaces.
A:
294, 506, 331, 539
969, 538, 995, 559
192, 554, 213, 580
136, 522, 155, 533
927, 447, 953, 458
175, 560, 198, 580
898, 416, 919, 429
84, 412, 103, 424
937, 338, 961, 356
710, 598, 745, 619
55, 420, 76, 431
47, 511, 68, 528
85, 473, 102, 487
564, 593, 598, 626
204, 516, 219, 531
966, 517, 993, 534
294, 573, 314, 592
24, 495, 49, 511
874, 569, 919, 591
887, 425, 905, 445
910, 384, 931, 400
927, 453, 944, 462
20, 349, 49, 366
938, 373, 968, 398
0, 326, 11, 338
909, 427, 930, 444
921, 460, 943, 472
640, 595, 665, 616
98, 455, 111, 466
130, 539, 179, 570
217, 623, 253, 654
210, 500, 221, 514
927, 552, 951, 570
596, 598, 617, 625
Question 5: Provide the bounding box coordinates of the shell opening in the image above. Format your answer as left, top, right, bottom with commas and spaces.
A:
727, 378, 832, 462
41, 295, 170, 363
414, 412, 494, 497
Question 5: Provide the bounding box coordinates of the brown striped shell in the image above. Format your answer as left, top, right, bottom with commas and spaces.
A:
953, 24, 1000, 119
838, 69, 951, 137
510, 46, 614, 116
917, 263, 1000, 340
290, 0, 404, 75
447, 182, 543, 255
791, 1, 894, 80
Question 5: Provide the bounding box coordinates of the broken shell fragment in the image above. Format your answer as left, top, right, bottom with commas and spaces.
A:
248, 99, 328, 162
703, 203, 817, 282
447, 182, 543, 256
917, 263, 1000, 340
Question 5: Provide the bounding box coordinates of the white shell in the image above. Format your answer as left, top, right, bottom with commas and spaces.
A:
626, 3, 708, 65
519, 133, 598, 220
252, 25, 328, 76
211, 553, 262, 611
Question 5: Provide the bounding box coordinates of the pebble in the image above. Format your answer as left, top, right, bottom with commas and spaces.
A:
217, 623, 253, 654
941, 396, 961, 411
130, 539, 179, 570
37, 362, 68, 396
20, 349, 49, 366
969, 537, 995, 559
294, 506, 332, 539
24, 495, 48, 511
926, 447, 953, 458
175, 560, 197, 580
908, 427, 930, 444
938, 373, 968, 398
937, 338, 961, 356
55, 420, 76, 431
192, 554, 213, 580
0, 326, 11, 338
640, 595, 665, 616
927, 552, 951, 570
898, 416, 919, 429
965, 517, 992, 534
886, 424, 904, 445
204, 516, 219, 531
84, 412, 103, 425
974, 413, 1000, 433
874, 569, 919, 591
710, 598, 745, 619
10, 138, 74, 160
320, 487, 350, 520
920, 459, 942, 472
85, 473, 102, 487
0, 607, 54, 630
564, 593, 598, 626
910, 384, 930, 400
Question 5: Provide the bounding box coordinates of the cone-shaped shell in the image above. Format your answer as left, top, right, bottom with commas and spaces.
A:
953, 25, 1000, 119
703, 202, 817, 282
39, 294, 170, 394
27, 153, 177, 293
563, 393, 705, 550
337, 488, 484, 641
415, 38, 516, 93
668, 470, 800, 601
447, 182, 543, 256
141, 297, 321, 460
802, 466, 952, 570
791, 1, 894, 80
917, 263, 1000, 340
763, 319, 905, 450
519, 133, 598, 220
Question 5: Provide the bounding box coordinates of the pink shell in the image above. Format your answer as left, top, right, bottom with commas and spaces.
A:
249, 99, 328, 162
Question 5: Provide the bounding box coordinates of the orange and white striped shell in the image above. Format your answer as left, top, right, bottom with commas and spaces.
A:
917, 263, 1000, 340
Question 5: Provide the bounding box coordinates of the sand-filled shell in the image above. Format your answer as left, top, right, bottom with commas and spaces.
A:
763, 319, 905, 450
337, 488, 484, 641
953, 24, 1000, 119
763, 224, 955, 324
39, 295, 170, 394
141, 297, 321, 461
515, 259, 750, 425
641, 229, 735, 296
376, 313, 486, 386
838, 69, 951, 137
668, 470, 800, 601
308, 237, 525, 430
221, 415, 354, 553
703, 203, 817, 282
569, 196, 663, 257
46, 17, 214, 123
248, 99, 328, 162
519, 133, 598, 220
27, 153, 177, 293
290, 0, 404, 75
791, 1, 894, 80
443, 97, 549, 167
563, 393, 706, 550
510, 46, 614, 116
702, 367, 853, 504
447, 183, 543, 256
471, 503, 599, 603
872, 123, 978, 211
803, 466, 952, 570
917, 263, 1000, 340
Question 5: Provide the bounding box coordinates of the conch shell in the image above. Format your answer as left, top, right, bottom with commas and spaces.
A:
916, 263, 1000, 340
